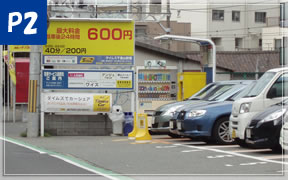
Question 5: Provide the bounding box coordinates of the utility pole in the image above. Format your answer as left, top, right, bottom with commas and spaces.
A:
0, 45, 3, 123
27, 45, 41, 137
166, 0, 171, 50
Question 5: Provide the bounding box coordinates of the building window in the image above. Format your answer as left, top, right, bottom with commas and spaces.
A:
275, 39, 281, 50
211, 37, 222, 45
235, 38, 243, 49
150, 0, 162, 13
255, 12, 266, 23
259, 39, 263, 48
232, 11, 240, 22
212, 10, 224, 21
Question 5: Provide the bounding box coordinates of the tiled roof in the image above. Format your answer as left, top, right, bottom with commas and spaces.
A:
186, 51, 280, 72
136, 40, 281, 73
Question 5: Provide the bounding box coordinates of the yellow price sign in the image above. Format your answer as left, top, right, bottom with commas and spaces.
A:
93, 95, 111, 112
44, 20, 134, 56
116, 80, 132, 88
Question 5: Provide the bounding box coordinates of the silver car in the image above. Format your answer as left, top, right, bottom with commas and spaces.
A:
150, 80, 252, 137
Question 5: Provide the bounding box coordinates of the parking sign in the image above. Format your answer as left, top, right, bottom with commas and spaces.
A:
0, 0, 47, 44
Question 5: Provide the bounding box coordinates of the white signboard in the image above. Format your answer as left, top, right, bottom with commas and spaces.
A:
68, 71, 133, 89
43, 93, 112, 113
44, 56, 77, 64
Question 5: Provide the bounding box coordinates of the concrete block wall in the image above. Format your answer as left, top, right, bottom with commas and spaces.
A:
44, 114, 112, 136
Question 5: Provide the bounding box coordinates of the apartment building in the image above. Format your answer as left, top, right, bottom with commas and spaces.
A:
140, 0, 281, 51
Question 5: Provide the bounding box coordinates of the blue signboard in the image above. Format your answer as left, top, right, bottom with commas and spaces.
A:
42, 70, 134, 90
0, 0, 47, 44
43, 55, 134, 66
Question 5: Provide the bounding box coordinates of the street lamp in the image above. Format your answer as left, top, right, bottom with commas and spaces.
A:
154, 34, 216, 82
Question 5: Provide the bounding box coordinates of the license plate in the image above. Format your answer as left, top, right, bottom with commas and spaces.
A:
169, 121, 174, 129
151, 117, 155, 124
246, 129, 251, 138
177, 122, 182, 130
232, 129, 236, 139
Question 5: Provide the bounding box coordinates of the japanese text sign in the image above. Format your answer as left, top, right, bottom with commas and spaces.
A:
43, 93, 112, 113
42, 69, 134, 90
43, 20, 135, 65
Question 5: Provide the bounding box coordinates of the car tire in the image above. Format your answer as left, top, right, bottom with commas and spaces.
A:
271, 141, 282, 152
212, 117, 234, 145
168, 133, 182, 138
234, 138, 249, 148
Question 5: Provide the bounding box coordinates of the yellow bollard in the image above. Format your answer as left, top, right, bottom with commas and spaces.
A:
135, 114, 152, 143
128, 112, 138, 140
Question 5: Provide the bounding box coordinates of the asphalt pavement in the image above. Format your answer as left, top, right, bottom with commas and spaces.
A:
4, 140, 95, 175
3, 122, 288, 179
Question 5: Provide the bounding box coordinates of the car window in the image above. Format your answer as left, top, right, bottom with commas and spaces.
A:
267, 73, 288, 98
229, 81, 257, 101
202, 84, 234, 101
245, 72, 276, 97
188, 83, 216, 100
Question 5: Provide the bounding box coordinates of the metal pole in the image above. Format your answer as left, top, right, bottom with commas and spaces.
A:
27, 45, 41, 138
12, 83, 16, 123
0, 45, 3, 123
3, 47, 6, 123
154, 35, 216, 82
7, 47, 10, 122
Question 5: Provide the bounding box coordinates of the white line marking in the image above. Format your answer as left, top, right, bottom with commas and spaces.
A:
181, 150, 202, 153
0, 137, 122, 180
202, 145, 239, 148
155, 145, 177, 149
225, 164, 233, 167
173, 143, 288, 165
230, 149, 271, 153
207, 155, 234, 159
240, 162, 267, 166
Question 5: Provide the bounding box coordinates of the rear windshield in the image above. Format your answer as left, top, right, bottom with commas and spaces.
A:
202, 84, 234, 101
188, 83, 216, 100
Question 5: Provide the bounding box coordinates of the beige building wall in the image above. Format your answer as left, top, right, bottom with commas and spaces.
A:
262, 27, 288, 51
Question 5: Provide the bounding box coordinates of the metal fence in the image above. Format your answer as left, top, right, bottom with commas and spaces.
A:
217, 72, 265, 80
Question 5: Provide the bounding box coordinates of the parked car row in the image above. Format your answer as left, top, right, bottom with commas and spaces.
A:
150, 67, 288, 151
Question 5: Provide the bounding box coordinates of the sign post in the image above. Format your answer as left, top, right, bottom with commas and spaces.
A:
40, 19, 135, 136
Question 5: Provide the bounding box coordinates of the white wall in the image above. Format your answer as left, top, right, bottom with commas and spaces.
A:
262, 27, 288, 50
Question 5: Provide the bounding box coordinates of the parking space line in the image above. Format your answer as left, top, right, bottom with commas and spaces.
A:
173, 143, 288, 165
112, 139, 130, 142
261, 155, 288, 160
230, 149, 271, 153
151, 139, 172, 144
200, 145, 239, 148
1, 136, 134, 180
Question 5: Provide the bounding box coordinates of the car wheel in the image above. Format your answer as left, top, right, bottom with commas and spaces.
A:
168, 133, 182, 138
212, 117, 234, 145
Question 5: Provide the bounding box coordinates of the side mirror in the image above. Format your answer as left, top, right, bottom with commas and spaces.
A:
267, 87, 277, 99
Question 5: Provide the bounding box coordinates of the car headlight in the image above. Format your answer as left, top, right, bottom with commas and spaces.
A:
258, 109, 286, 126
188, 110, 206, 118
239, 103, 251, 114
162, 105, 183, 116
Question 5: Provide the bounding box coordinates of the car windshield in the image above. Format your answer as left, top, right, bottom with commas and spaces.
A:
202, 84, 234, 101
244, 72, 276, 98
188, 83, 216, 100
229, 81, 257, 101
